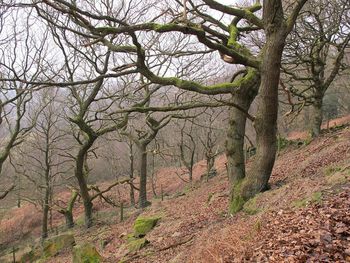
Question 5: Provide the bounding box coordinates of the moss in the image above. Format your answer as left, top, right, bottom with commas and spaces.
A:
253, 219, 262, 232
242, 196, 260, 215
292, 191, 323, 208
73, 243, 102, 263
75, 215, 85, 226
304, 135, 313, 146
228, 24, 240, 48
324, 165, 342, 177
133, 216, 161, 238
42, 233, 75, 258
229, 179, 246, 214
292, 198, 308, 208
277, 136, 291, 151
127, 237, 149, 252
153, 23, 180, 32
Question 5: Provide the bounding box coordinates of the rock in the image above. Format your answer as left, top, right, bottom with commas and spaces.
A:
133, 215, 161, 238
10, 233, 75, 262
126, 237, 149, 252
73, 243, 103, 263
42, 233, 75, 258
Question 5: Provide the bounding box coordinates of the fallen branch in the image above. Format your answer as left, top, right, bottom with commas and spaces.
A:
159, 235, 194, 251
0, 184, 15, 200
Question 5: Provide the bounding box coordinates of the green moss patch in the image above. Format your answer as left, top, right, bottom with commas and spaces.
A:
324, 165, 342, 177
229, 179, 246, 214
42, 233, 75, 258
127, 237, 149, 252
133, 216, 161, 238
292, 191, 323, 208
243, 196, 261, 215
73, 243, 102, 263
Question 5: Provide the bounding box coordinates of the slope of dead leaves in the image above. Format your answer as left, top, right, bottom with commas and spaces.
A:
95, 126, 350, 262
1, 125, 350, 262
249, 186, 350, 262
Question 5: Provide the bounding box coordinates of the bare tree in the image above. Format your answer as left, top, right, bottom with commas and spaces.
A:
33, 0, 309, 214
282, 0, 350, 137
178, 121, 196, 182
13, 89, 70, 238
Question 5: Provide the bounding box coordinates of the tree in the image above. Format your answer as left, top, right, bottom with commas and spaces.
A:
178, 120, 196, 182
282, 0, 350, 137
122, 112, 172, 208
0, 3, 48, 199
33, 0, 309, 214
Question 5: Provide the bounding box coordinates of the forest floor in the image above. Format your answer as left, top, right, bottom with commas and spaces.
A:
1, 120, 350, 262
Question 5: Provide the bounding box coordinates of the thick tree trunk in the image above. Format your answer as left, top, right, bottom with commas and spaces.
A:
226, 91, 257, 213
309, 97, 323, 138
226, 98, 250, 184
138, 143, 150, 208
229, 27, 287, 214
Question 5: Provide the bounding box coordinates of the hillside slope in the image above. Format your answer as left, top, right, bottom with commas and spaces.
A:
1, 125, 350, 262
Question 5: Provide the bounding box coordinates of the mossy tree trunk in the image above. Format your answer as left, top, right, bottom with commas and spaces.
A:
226, 72, 259, 211
309, 95, 323, 138
59, 190, 78, 229
138, 143, 150, 208
41, 184, 50, 239
128, 141, 136, 207
226, 96, 254, 197
75, 137, 96, 228
229, 11, 287, 213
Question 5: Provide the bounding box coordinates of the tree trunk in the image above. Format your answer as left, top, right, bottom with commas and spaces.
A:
129, 143, 136, 207
226, 92, 256, 213
229, 26, 287, 214
75, 139, 95, 228
138, 143, 150, 208
41, 188, 50, 239
309, 97, 323, 138
61, 190, 78, 229
226, 100, 248, 185
64, 212, 74, 228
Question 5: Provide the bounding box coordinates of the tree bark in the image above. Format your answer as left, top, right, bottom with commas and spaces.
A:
229, 24, 287, 214
226, 88, 258, 213
59, 190, 78, 229
129, 143, 136, 207
41, 187, 50, 239
309, 96, 323, 138
226, 97, 250, 185
138, 143, 150, 208
75, 138, 96, 228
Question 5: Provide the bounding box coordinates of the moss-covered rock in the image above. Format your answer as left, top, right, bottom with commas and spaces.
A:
127, 237, 149, 252
133, 216, 161, 238
42, 233, 75, 258
73, 243, 102, 263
